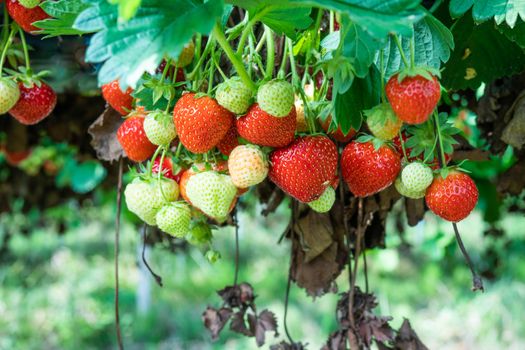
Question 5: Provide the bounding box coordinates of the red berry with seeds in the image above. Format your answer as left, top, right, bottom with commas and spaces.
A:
152, 157, 183, 183
236, 103, 296, 148
6, 0, 50, 34
217, 125, 239, 156
269, 135, 338, 202
117, 111, 156, 162
386, 73, 441, 124
341, 140, 401, 197
425, 170, 478, 222
173, 93, 233, 154
9, 81, 56, 125
101, 80, 133, 116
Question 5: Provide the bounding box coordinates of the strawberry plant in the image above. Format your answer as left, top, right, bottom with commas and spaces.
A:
2, 0, 525, 349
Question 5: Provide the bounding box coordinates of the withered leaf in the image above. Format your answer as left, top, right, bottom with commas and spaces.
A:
255, 309, 278, 346
230, 311, 254, 337
394, 319, 429, 350
405, 198, 426, 227
202, 306, 233, 340
294, 209, 334, 262
321, 330, 347, 350
217, 282, 255, 308
88, 107, 124, 162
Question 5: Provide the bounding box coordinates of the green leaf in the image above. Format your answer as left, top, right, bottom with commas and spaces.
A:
33, 0, 93, 38
78, 0, 225, 88
108, 0, 142, 21
497, 19, 525, 47
449, 0, 525, 27
332, 65, 381, 135
71, 161, 107, 194
378, 14, 454, 79
441, 15, 525, 90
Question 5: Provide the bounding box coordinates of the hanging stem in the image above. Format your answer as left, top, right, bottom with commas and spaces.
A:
453, 223, 484, 292
393, 35, 409, 68
329, 11, 335, 33
276, 37, 289, 79
379, 49, 386, 103
398, 130, 409, 161
287, 38, 299, 85
141, 224, 163, 287
2, 6, 9, 46
433, 111, 448, 167
283, 201, 297, 344
18, 27, 30, 70
233, 208, 240, 286
264, 25, 275, 79
114, 158, 124, 350
207, 46, 216, 95
147, 146, 163, 177
0, 28, 16, 74
409, 34, 416, 68
212, 23, 256, 91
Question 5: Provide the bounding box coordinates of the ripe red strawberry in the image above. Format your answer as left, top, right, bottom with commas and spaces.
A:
9, 81, 56, 125
320, 115, 356, 143
101, 80, 133, 115
386, 73, 441, 124
269, 135, 338, 202
217, 125, 239, 156
6, 0, 50, 33
173, 93, 233, 154
3, 148, 31, 166
236, 103, 296, 148
152, 157, 183, 183
341, 141, 401, 197
425, 170, 478, 222
117, 111, 156, 162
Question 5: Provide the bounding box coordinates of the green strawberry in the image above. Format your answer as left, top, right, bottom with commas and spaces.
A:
257, 79, 294, 117
307, 186, 336, 213
143, 110, 177, 146
185, 171, 237, 221
124, 176, 179, 225
394, 177, 425, 199
365, 103, 403, 141
186, 222, 213, 245
401, 162, 433, 192
156, 202, 191, 238
0, 77, 20, 114
19, 0, 41, 9
215, 77, 253, 114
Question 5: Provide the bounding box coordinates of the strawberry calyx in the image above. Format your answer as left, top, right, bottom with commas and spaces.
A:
396, 66, 441, 83
6, 66, 50, 88
147, 109, 173, 127
355, 133, 392, 151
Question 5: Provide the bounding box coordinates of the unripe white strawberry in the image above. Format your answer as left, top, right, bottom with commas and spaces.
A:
228, 145, 268, 188
307, 186, 335, 213
143, 110, 176, 146
257, 79, 294, 117
185, 171, 237, 222
0, 78, 20, 114
124, 176, 179, 225
395, 177, 425, 199
215, 77, 253, 114
401, 162, 433, 192
156, 202, 191, 238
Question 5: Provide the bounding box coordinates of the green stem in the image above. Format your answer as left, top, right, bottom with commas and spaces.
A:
247, 31, 255, 78
0, 28, 16, 74
301, 9, 323, 86
398, 130, 408, 161
422, 137, 438, 164
175, 142, 183, 159
379, 49, 386, 103
160, 58, 171, 81
236, 14, 254, 56
207, 46, 216, 95
329, 11, 335, 33
393, 35, 409, 68
18, 27, 30, 70
287, 38, 299, 86
2, 6, 9, 45
147, 146, 163, 177
187, 37, 215, 81
157, 148, 169, 201
264, 25, 275, 80
212, 23, 256, 91
433, 111, 448, 168
409, 35, 415, 69
276, 38, 289, 79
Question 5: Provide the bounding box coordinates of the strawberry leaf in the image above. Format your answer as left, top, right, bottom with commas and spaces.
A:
449, 0, 525, 27
34, 0, 92, 38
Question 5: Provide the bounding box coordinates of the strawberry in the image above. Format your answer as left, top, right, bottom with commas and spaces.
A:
173, 93, 233, 154
320, 115, 356, 143
152, 157, 183, 183
3, 148, 31, 166
9, 81, 56, 125
6, 0, 50, 33
228, 145, 268, 188
394, 177, 425, 199
185, 171, 237, 221
0, 77, 20, 114
124, 176, 179, 225
307, 186, 335, 213
269, 135, 338, 202
386, 73, 441, 124
365, 103, 402, 141
101, 80, 133, 116
217, 125, 239, 156
215, 77, 253, 114
186, 222, 213, 245
425, 170, 478, 222
179, 161, 229, 204
117, 111, 157, 162
18, 0, 39, 8
341, 140, 401, 197
143, 110, 176, 146
401, 162, 433, 192
236, 103, 296, 148
257, 79, 294, 117
156, 202, 191, 238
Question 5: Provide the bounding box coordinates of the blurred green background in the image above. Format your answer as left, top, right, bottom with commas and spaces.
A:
1, 186, 524, 350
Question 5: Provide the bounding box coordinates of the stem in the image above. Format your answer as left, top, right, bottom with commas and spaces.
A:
329, 11, 335, 33
141, 224, 163, 287
236, 14, 254, 56
398, 130, 409, 161
283, 201, 296, 344
393, 35, 409, 68
409, 34, 415, 68
301, 9, 323, 86
147, 146, 163, 177
287, 38, 299, 85
422, 137, 438, 164
187, 37, 214, 81
160, 58, 171, 81
0, 28, 16, 74
276, 37, 289, 79
379, 49, 386, 103
157, 148, 169, 201
264, 25, 275, 79
18, 27, 30, 70
114, 158, 124, 350
2, 6, 9, 45
207, 46, 216, 95
233, 208, 239, 286
452, 223, 484, 292
433, 111, 447, 168
212, 23, 256, 91
175, 142, 183, 159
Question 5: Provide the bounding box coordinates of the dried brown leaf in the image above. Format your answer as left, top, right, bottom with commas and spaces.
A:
88, 107, 124, 162
202, 307, 233, 340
